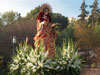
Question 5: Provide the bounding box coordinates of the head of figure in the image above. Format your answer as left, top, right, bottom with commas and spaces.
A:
43, 8, 49, 15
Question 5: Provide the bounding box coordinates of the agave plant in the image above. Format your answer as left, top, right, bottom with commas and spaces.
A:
55, 39, 83, 75
9, 39, 58, 75
9, 39, 83, 75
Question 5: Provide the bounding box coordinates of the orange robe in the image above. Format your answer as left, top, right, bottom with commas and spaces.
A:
33, 12, 57, 57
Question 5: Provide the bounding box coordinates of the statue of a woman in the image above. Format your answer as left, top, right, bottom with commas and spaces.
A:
33, 4, 57, 57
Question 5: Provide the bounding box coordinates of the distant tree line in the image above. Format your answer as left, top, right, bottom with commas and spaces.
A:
0, 6, 68, 30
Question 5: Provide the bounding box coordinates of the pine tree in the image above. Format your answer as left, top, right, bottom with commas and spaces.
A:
78, 0, 89, 22
88, 0, 100, 26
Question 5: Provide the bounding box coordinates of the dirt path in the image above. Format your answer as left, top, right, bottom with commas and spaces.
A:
81, 68, 100, 75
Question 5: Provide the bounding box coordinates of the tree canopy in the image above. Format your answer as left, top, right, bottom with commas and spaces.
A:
88, 0, 100, 25
78, 0, 89, 22
26, 6, 68, 30
0, 11, 21, 26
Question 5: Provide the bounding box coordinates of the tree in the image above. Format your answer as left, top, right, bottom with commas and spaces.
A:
88, 0, 100, 26
51, 13, 68, 30
78, 0, 89, 22
26, 6, 68, 30
26, 6, 40, 19
1, 11, 21, 26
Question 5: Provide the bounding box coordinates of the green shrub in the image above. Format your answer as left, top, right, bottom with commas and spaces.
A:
9, 39, 83, 75
55, 39, 83, 75
74, 22, 100, 49
56, 23, 75, 48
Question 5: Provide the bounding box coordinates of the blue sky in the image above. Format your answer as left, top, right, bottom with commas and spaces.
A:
0, 0, 100, 18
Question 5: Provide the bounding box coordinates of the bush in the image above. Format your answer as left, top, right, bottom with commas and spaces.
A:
0, 18, 36, 61
56, 23, 75, 48
74, 22, 100, 49
9, 39, 83, 75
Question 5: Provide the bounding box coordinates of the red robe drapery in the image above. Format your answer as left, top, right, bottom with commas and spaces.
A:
33, 12, 57, 57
